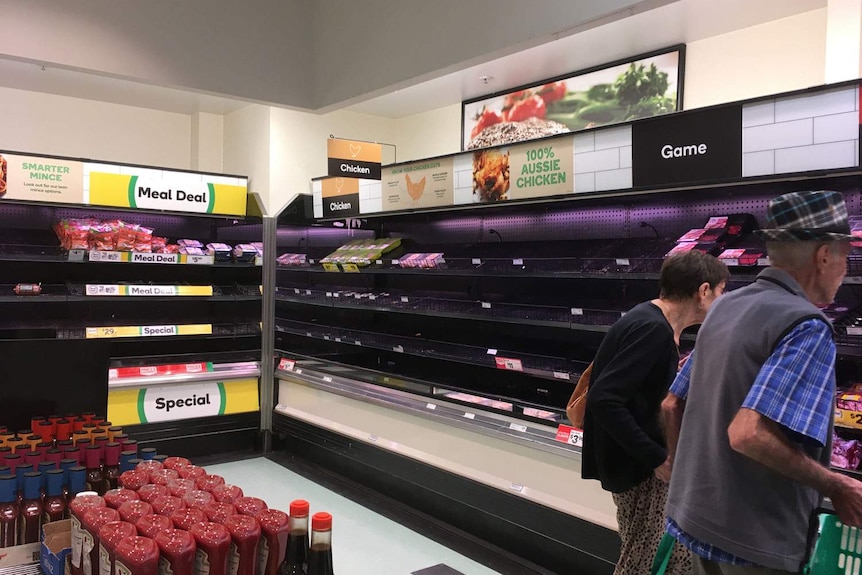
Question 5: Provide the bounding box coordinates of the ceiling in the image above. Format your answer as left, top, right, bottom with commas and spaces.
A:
0, 0, 825, 119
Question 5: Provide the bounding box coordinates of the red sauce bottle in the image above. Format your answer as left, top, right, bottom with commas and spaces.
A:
162, 457, 190, 471
104, 443, 122, 490
190, 522, 232, 575
56, 419, 73, 442
114, 536, 159, 575
256, 509, 289, 575
234, 497, 267, 518
46, 448, 63, 466
118, 501, 154, 526
211, 485, 244, 505
167, 479, 195, 499
135, 514, 173, 540
177, 466, 206, 481
0, 475, 18, 548
64, 446, 83, 465
98, 521, 137, 575
196, 474, 225, 493
18, 472, 43, 544
224, 514, 260, 575
85, 446, 108, 495
203, 501, 237, 525
70, 493, 105, 575
118, 471, 149, 491
104, 489, 140, 510
155, 528, 196, 575
306, 513, 334, 575
81, 506, 121, 575
182, 490, 214, 511
151, 496, 185, 518
149, 469, 179, 486
43, 469, 67, 523
169, 508, 206, 532
137, 484, 169, 504
281, 500, 309, 575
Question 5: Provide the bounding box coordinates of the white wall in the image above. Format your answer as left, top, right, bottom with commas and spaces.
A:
0, 86, 191, 169
393, 104, 463, 162
268, 108, 398, 215
684, 9, 827, 109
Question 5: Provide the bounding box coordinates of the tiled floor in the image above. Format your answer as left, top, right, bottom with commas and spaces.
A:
208, 457, 503, 575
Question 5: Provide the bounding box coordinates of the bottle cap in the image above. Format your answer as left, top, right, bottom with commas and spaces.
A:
4, 453, 21, 473
154, 529, 196, 555
0, 475, 16, 503
16, 463, 33, 492
55, 420, 72, 441
104, 443, 121, 466
120, 439, 137, 453
169, 508, 206, 531
212, 484, 243, 504
114, 536, 158, 562
46, 449, 63, 464
312, 512, 332, 531
224, 513, 260, 535
23, 451, 42, 466
59, 458, 77, 472
136, 514, 174, 539
118, 500, 154, 524
162, 457, 191, 471
0, 466, 9, 476
153, 454, 169, 464
150, 469, 179, 486
190, 521, 231, 545
139, 448, 157, 461
39, 461, 56, 482
76, 438, 91, 449
289, 499, 310, 517
63, 446, 81, 464
118, 470, 149, 491
81, 412, 96, 422
137, 484, 170, 504
119, 451, 138, 473
196, 474, 225, 492
152, 495, 186, 517
46, 469, 65, 497
72, 418, 87, 431
85, 445, 101, 468
68, 466, 87, 495
104, 488, 139, 509
235, 497, 267, 516
23, 471, 41, 500
182, 489, 214, 510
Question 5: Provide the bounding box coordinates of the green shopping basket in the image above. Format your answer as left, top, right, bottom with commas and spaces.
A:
805, 514, 862, 575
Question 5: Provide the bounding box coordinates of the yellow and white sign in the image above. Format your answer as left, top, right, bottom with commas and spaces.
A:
382, 157, 454, 211
107, 378, 259, 425
85, 324, 213, 339
85, 285, 213, 297
89, 172, 247, 216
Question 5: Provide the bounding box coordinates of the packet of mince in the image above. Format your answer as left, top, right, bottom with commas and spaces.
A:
179, 246, 205, 256
233, 244, 258, 262
206, 243, 233, 262
178, 239, 204, 249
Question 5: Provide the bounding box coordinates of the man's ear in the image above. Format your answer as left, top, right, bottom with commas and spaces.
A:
815, 243, 831, 269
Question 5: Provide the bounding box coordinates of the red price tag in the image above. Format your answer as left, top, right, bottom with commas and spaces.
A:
278, 359, 296, 372
555, 424, 583, 447
495, 357, 524, 372
110, 362, 211, 379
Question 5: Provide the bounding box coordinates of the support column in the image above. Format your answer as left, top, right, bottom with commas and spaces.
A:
190, 112, 224, 173
825, 0, 862, 83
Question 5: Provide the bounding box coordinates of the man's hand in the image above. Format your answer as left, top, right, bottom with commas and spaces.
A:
654, 457, 672, 483
828, 474, 862, 527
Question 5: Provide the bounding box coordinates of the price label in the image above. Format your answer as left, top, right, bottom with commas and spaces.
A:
401, 296, 409, 303
757, 258, 771, 267
276, 404, 286, 411
369, 295, 377, 301
472, 258, 482, 265
86, 284, 122, 296
463, 412, 476, 420
254, 256, 263, 266
495, 357, 524, 372
308, 259, 315, 264
513, 259, 524, 266
295, 369, 302, 375
368, 434, 378, 442
333, 292, 340, 298
294, 288, 300, 295
306, 332, 313, 337
278, 359, 296, 372
571, 308, 583, 316
322, 263, 340, 273
848, 327, 862, 337
481, 302, 491, 309
355, 340, 362, 346
354, 294, 362, 300
555, 424, 584, 447
326, 292, 333, 297
306, 290, 312, 295
335, 337, 342, 343
723, 258, 739, 267
180, 254, 215, 265
393, 345, 404, 353
392, 259, 399, 265
509, 483, 524, 493
509, 423, 528, 433
376, 260, 383, 265
342, 263, 360, 273
553, 371, 571, 381
88, 250, 128, 263
68, 250, 86, 262
425, 403, 437, 411
487, 348, 498, 355
85, 324, 212, 339
322, 376, 333, 383
615, 259, 631, 266
323, 335, 331, 341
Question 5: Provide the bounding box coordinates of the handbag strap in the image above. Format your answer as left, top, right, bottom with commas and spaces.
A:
650, 533, 676, 575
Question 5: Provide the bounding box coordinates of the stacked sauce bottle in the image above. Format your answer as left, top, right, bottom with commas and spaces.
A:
307, 513, 334, 575
281, 500, 309, 575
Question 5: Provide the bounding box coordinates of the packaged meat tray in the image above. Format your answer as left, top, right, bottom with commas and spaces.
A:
206, 243, 233, 262
234, 244, 259, 263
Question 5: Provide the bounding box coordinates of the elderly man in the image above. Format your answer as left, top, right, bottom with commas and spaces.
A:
662, 190, 862, 575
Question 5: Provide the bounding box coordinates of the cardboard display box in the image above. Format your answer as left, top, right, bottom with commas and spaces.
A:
40, 520, 71, 575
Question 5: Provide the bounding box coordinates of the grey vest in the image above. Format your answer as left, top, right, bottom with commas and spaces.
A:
666, 268, 833, 572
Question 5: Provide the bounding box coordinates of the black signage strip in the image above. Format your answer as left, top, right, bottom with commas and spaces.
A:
322, 192, 360, 218
328, 158, 382, 180
632, 105, 743, 188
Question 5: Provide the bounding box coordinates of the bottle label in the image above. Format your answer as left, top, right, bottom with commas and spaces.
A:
82, 530, 95, 575
257, 537, 269, 575
227, 543, 239, 575
99, 543, 111, 575
196, 549, 211, 575
71, 516, 83, 567
159, 557, 174, 575
115, 560, 132, 575
0, 518, 15, 548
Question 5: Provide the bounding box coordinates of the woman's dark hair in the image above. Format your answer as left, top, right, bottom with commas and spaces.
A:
659, 251, 729, 300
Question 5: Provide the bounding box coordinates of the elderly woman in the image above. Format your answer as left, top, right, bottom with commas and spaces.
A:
582, 250, 729, 575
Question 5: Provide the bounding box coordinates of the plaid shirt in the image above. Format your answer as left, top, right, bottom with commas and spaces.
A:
667, 318, 835, 565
